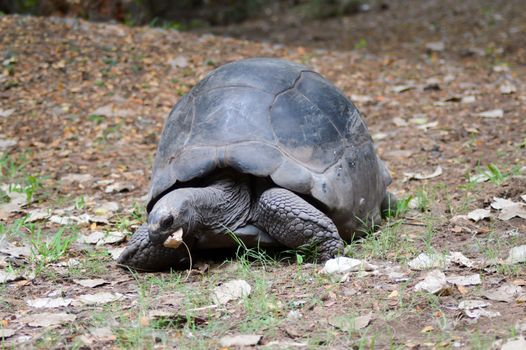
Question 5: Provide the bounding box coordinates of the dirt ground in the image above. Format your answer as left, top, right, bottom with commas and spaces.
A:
0, 0, 525, 348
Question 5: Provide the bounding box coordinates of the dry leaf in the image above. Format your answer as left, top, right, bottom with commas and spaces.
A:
0, 185, 27, 220
73, 278, 108, 288
0, 329, 15, 339
448, 252, 475, 268
491, 197, 517, 210
504, 246, 526, 265
321, 257, 376, 274
483, 283, 523, 303
403, 166, 442, 181
414, 270, 448, 294
27, 297, 73, 308
77, 292, 124, 305
465, 308, 500, 319
420, 325, 434, 333
212, 280, 251, 305
408, 253, 447, 270
458, 300, 490, 310
26, 312, 76, 327
219, 334, 262, 347
446, 274, 481, 286
501, 337, 526, 350
0, 270, 22, 284
467, 209, 491, 222
329, 313, 373, 332
477, 109, 503, 118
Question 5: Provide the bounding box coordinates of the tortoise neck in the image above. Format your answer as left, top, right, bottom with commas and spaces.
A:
189, 176, 252, 234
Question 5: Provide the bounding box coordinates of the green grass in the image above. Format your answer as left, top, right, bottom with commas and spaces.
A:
29, 225, 77, 274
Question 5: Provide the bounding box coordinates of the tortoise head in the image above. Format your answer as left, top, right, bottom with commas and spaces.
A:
148, 189, 196, 245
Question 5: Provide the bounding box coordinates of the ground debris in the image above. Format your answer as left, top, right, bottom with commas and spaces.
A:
73, 278, 108, 288
328, 313, 373, 332
408, 252, 447, 270
483, 283, 523, 303
25, 312, 76, 327
212, 279, 251, 305
477, 109, 503, 118
219, 334, 262, 347
467, 208, 491, 222
446, 274, 481, 286
504, 246, 526, 265
321, 257, 377, 274
76, 292, 124, 305
403, 166, 442, 181
27, 297, 73, 308
0, 185, 28, 219
414, 270, 448, 294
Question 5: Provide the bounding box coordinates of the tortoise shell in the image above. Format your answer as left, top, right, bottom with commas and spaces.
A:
147, 58, 391, 239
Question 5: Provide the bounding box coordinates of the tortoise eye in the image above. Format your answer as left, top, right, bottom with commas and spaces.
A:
160, 215, 174, 230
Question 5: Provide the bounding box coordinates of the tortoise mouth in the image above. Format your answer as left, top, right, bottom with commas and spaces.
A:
163, 227, 184, 249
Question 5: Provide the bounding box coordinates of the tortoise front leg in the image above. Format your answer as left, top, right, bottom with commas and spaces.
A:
117, 224, 190, 271
255, 188, 344, 260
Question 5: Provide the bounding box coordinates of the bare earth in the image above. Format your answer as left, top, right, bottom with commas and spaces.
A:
0, 1, 525, 348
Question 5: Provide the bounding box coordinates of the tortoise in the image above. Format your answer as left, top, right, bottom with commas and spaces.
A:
117, 58, 395, 271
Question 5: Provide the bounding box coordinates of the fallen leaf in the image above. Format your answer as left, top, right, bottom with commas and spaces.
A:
93, 201, 120, 216
350, 95, 374, 104
403, 166, 442, 181
0, 270, 21, 284
77, 292, 124, 305
458, 300, 490, 310
388, 290, 399, 299
26, 208, 51, 222
461, 95, 476, 104
97, 231, 126, 245
73, 278, 108, 288
477, 109, 503, 118
0, 328, 15, 339
0, 185, 28, 220
79, 231, 125, 245
212, 280, 251, 305
321, 257, 376, 274
504, 246, 526, 265
491, 197, 517, 210
464, 308, 500, 319
500, 81, 517, 95
60, 173, 94, 184
446, 274, 481, 286
448, 252, 475, 268
89, 327, 116, 341
392, 117, 408, 127
499, 204, 526, 221
169, 55, 189, 69
501, 337, 526, 350
0, 137, 17, 152
467, 208, 491, 222
92, 105, 134, 118
0, 243, 31, 258
420, 325, 434, 333
425, 41, 445, 52
105, 182, 135, 193
0, 108, 15, 118
219, 334, 262, 347
27, 297, 73, 308
26, 312, 76, 327
483, 283, 523, 303
414, 270, 448, 294
408, 253, 447, 270
392, 85, 415, 93
108, 247, 126, 260
329, 313, 373, 332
